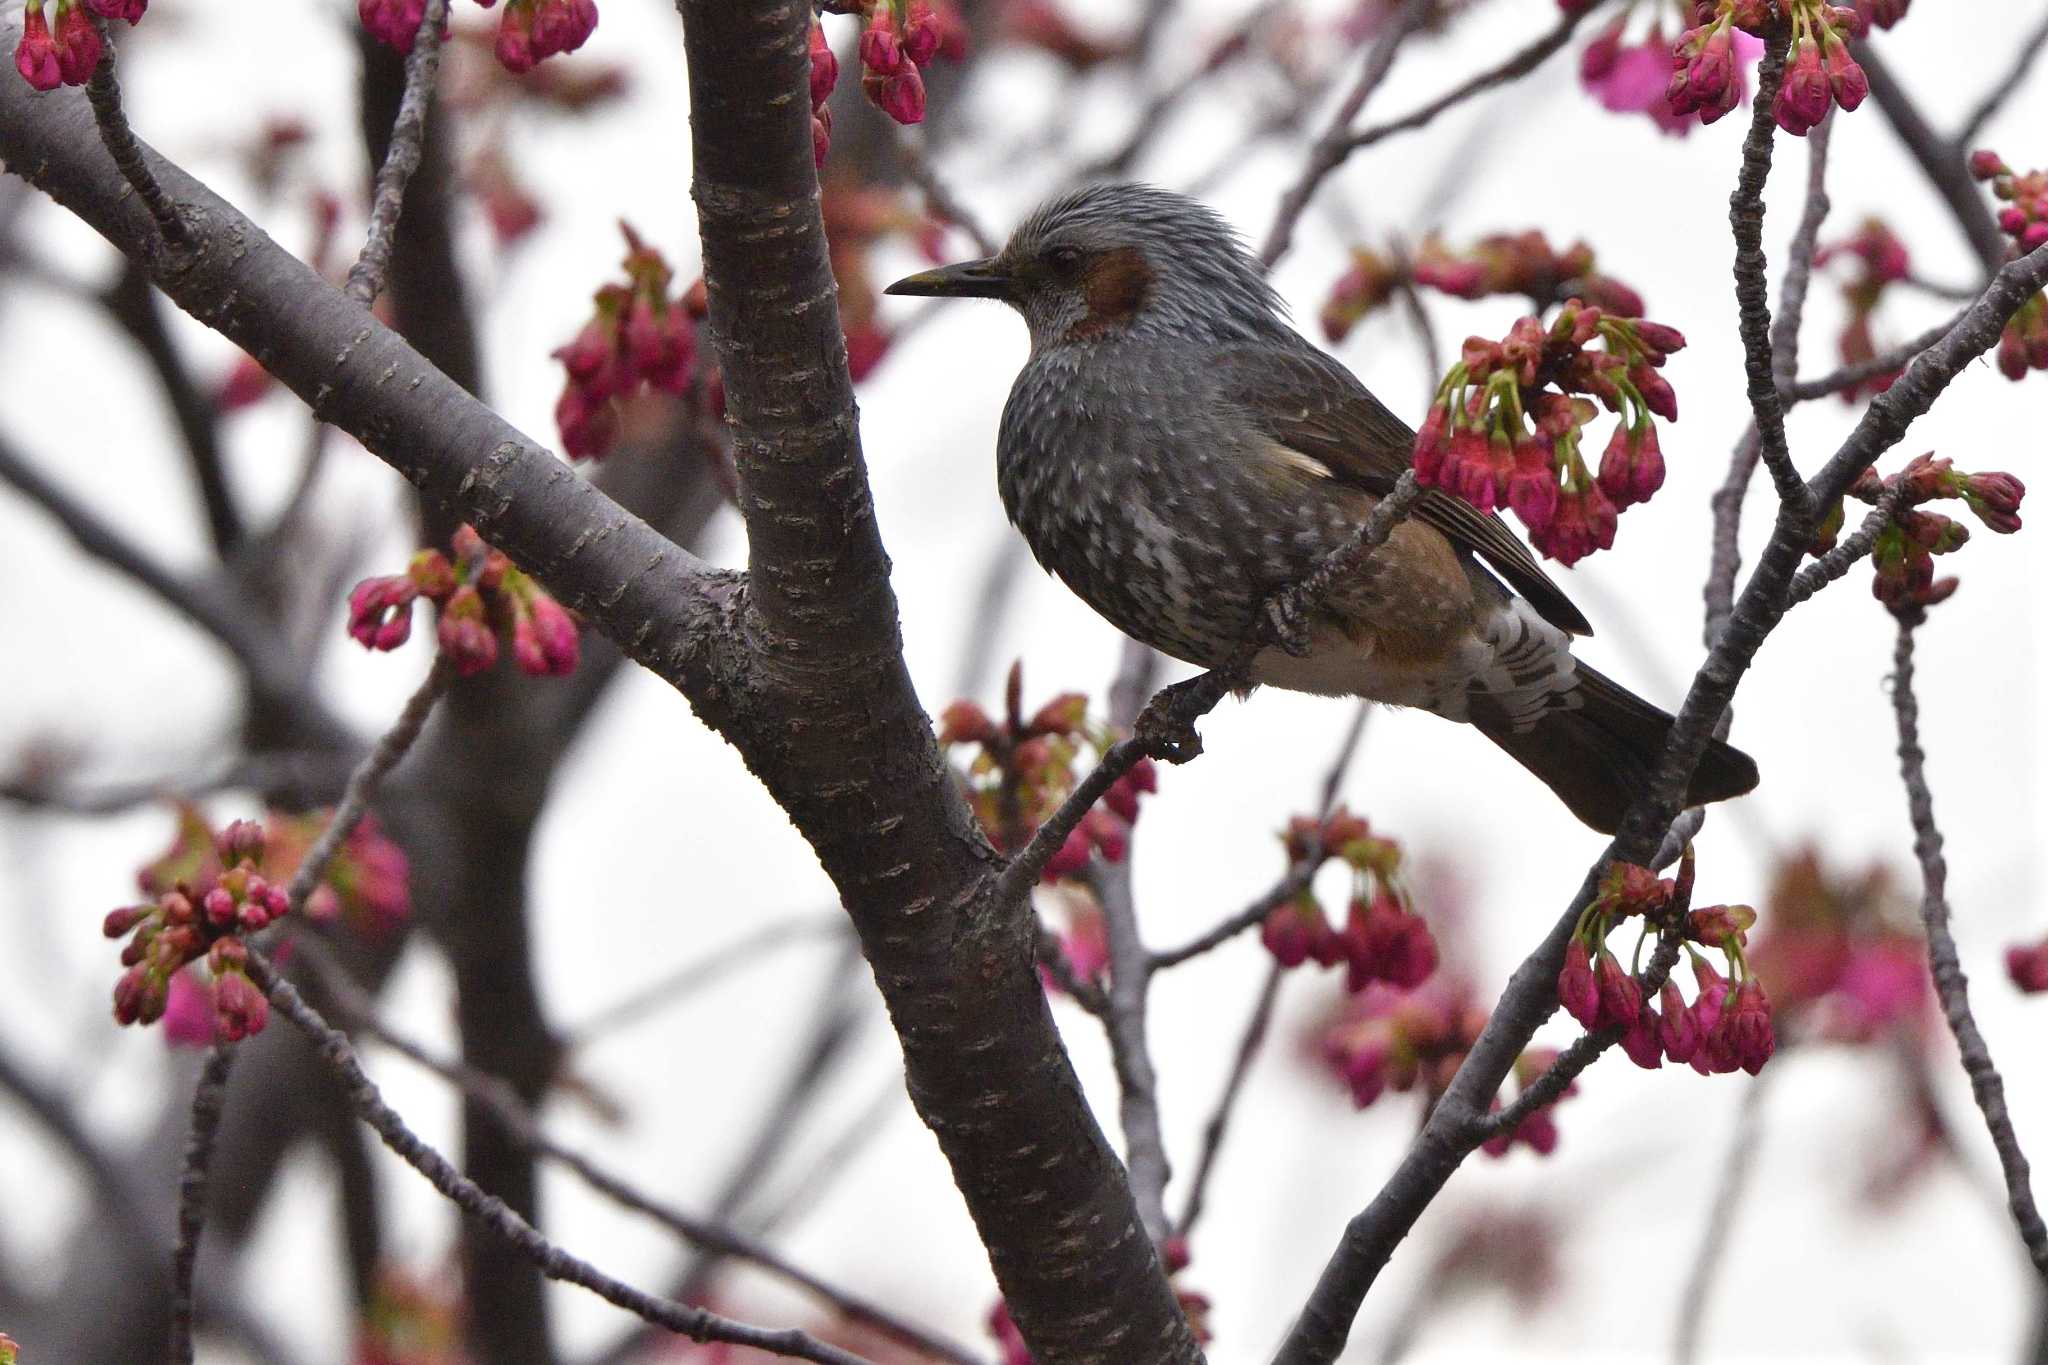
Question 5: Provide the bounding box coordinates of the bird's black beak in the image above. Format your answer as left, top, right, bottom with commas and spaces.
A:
884, 257, 1014, 300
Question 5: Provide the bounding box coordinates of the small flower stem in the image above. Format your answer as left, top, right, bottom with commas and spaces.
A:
83, 24, 186, 248
1782, 482, 1904, 609
1770, 112, 1834, 397
245, 949, 887, 1365
166, 1044, 238, 1365
1889, 610, 2048, 1280
1780, 306, 1969, 404
344, 0, 451, 308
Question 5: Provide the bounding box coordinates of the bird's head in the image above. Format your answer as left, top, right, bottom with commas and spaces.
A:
886, 183, 1288, 351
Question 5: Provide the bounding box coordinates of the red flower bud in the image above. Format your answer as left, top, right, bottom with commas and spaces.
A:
1594, 949, 1641, 1030
346, 575, 419, 652
437, 585, 500, 677
1658, 979, 1700, 1062
1620, 1006, 1664, 1069
859, 7, 903, 75
1559, 938, 1600, 1028
1725, 977, 1775, 1074
15, 1, 61, 90
52, 0, 102, 85
808, 22, 838, 107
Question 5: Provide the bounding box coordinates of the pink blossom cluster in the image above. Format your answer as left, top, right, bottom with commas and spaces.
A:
1744, 846, 1929, 1043
1578, 6, 1762, 138
1258, 808, 1436, 993
1414, 231, 1646, 318
552, 224, 700, 461
13, 0, 143, 92
1823, 453, 2025, 608
347, 524, 581, 678
2008, 940, 2048, 994
936, 662, 1156, 881
1319, 246, 1402, 344
267, 810, 412, 940
1414, 300, 1685, 565
1970, 150, 2048, 380
1556, 855, 1777, 1076
1816, 218, 1913, 402
838, 0, 967, 126
359, 0, 597, 75
105, 817, 284, 1039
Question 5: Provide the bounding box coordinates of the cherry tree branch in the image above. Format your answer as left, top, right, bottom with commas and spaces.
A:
1672, 1071, 1771, 1365
81, 23, 184, 247
1855, 42, 2008, 272
1889, 610, 2048, 1279
1259, 0, 1432, 268
1175, 962, 1282, 1238
167, 1046, 237, 1365
244, 951, 882, 1365
1954, 3, 2048, 149
343, 0, 448, 307
1727, 33, 1808, 509
1770, 114, 1834, 397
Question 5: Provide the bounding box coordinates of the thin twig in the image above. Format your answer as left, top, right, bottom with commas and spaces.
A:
1332, 5, 1599, 158
1954, 3, 2048, 149
1084, 0, 1284, 180
247, 951, 885, 1365
1770, 114, 1834, 397
167, 1045, 238, 1364
1175, 961, 1281, 1237
1259, 0, 1432, 268
291, 942, 984, 1365
991, 474, 1422, 906
344, 0, 450, 307
1889, 611, 2048, 1279
1672, 1071, 1771, 1365
1783, 483, 1905, 609
1703, 426, 1760, 648
562, 916, 849, 1046
82, 23, 185, 246
1092, 638, 1171, 1244
1727, 30, 1808, 509
285, 656, 449, 914
1781, 306, 1968, 404
896, 131, 997, 258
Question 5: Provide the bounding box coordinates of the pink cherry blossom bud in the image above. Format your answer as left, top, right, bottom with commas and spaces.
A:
16, 1, 61, 90
1968, 149, 2009, 181
437, 585, 500, 677
1726, 978, 1775, 1074
555, 383, 620, 461
903, 0, 941, 65
161, 972, 217, 1048
1341, 1038, 1391, 1108
2006, 941, 2048, 993
1559, 938, 1600, 1028
1594, 950, 1641, 1030
808, 21, 838, 107
207, 936, 248, 974
552, 317, 619, 393
1632, 364, 1678, 421
1507, 437, 1560, 535
406, 549, 456, 601
865, 63, 926, 124
1531, 482, 1617, 566
530, 0, 597, 61
1658, 979, 1700, 1062
1620, 1007, 1664, 1069
52, 0, 102, 85
113, 964, 154, 1025
1774, 36, 1830, 136
218, 818, 267, 864
213, 969, 270, 1041
1579, 16, 1624, 81
86, 0, 147, 20
104, 904, 150, 937
202, 886, 237, 927
346, 575, 419, 652
360, 0, 428, 54
1041, 825, 1092, 881
524, 593, 580, 676
1823, 34, 1866, 112
845, 321, 894, 380
1261, 900, 1318, 969
1687, 902, 1757, 946
1597, 420, 1665, 510
213, 354, 274, 413
495, 0, 537, 72
859, 7, 903, 75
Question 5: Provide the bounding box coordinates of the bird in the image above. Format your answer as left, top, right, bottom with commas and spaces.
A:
885, 183, 1756, 834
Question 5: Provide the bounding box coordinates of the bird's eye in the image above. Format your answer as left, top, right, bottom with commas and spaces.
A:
1045, 245, 1084, 276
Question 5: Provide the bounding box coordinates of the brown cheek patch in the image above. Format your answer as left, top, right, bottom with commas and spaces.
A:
1067, 247, 1153, 340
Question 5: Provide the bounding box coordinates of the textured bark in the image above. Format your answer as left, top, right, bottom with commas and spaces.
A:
679, 5, 1201, 1359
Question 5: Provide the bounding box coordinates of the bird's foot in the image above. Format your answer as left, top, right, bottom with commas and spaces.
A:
1133, 675, 1222, 764
1263, 594, 1313, 657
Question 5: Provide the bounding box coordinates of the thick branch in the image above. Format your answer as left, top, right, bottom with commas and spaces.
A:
1856, 42, 2008, 272
1727, 31, 1807, 508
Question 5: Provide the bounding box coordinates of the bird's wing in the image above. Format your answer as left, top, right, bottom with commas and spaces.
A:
1211, 341, 1593, 637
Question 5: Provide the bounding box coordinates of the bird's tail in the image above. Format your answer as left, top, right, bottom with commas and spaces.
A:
1469, 665, 1759, 835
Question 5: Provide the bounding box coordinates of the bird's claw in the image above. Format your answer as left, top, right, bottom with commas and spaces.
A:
1134, 678, 1210, 763
1264, 595, 1313, 657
